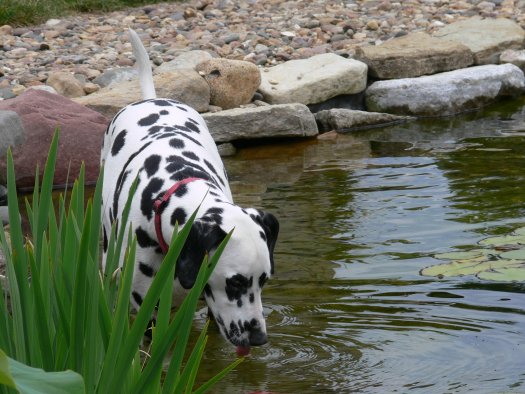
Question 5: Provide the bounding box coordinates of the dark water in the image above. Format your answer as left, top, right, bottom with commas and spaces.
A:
194, 99, 525, 393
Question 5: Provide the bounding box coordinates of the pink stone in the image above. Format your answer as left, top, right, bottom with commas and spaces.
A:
0, 89, 108, 189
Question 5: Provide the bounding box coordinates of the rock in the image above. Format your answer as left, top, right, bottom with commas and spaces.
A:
308, 92, 366, 113
433, 17, 525, 65
202, 103, 318, 143
217, 143, 237, 157
46, 71, 85, 98
27, 85, 58, 95
315, 108, 414, 132
500, 49, 525, 71
74, 69, 210, 118
93, 67, 138, 88
365, 64, 525, 117
354, 32, 474, 79
0, 90, 108, 189
196, 58, 261, 109
0, 110, 26, 157
258, 53, 367, 105
155, 50, 213, 73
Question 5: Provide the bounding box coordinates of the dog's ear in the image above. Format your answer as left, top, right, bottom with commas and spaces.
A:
176, 220, 227, 289
251, 210, 279, 274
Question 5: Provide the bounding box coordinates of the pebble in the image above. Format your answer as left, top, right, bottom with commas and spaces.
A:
0, 0, 524, 95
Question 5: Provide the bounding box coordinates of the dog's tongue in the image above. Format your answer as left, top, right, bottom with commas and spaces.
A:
236, 345, 251, 357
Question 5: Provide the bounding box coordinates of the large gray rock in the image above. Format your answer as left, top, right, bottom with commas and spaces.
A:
259, 53, 367, 105
365, 64, 525, 117
315, 109, 414, 132
74, 69, 210, 118
0, 110, 26, 157
433, 17, 525, 65
0, 89, 108, 189
354, 32, 474, 79
202, 103, 318, 143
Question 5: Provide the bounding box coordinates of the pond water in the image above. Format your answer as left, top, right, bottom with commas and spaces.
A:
194, 99, 525, 393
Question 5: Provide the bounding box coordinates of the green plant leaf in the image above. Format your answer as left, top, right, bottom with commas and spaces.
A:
421, 258, 523, 278
478, 234, 525, 246
0, 349, 84, 394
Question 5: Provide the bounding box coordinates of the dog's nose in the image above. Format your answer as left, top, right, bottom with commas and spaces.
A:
249, 329, 268, 346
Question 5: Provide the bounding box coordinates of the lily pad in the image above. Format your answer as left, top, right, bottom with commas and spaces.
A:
477, 266, 525, 282
478, 234, 525, 247
498, 249, 525, 260
434, 249, 496, 261
421, 258, 522, 278
513, 226, 525, 236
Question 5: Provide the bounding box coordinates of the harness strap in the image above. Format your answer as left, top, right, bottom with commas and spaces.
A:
153, 177, 202, 253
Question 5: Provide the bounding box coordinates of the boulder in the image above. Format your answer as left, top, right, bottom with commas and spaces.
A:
196, 58, 261, 109
365, 64, 525, 117
315, 109, 414, 132
156, 50, 213, 73
73, 69, 210, 118
0, 89, 108, 189
258, 53, 367, 105
433, 17, 525, 65
0, 110, 25, 157
500, 49, 525, 71
354, 32, 473, 79
202, 103, 318, 143
46, 71, 85, 98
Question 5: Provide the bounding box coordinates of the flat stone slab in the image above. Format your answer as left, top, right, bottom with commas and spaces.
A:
74, 69, 210, 118
202, 103, 318, 143
354, 32, 473, 79
258, 53, 367, 105
365, 63, 525, 117
315, 108, 414, 132
433, 17, 525, 65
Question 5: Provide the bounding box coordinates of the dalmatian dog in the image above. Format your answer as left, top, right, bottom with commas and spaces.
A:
100, 29, 279, 355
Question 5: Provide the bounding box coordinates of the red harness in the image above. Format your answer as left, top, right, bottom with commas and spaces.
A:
153, 177, 202, 253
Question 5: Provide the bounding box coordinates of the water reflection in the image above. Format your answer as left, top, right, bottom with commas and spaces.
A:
196, 100, 525, 393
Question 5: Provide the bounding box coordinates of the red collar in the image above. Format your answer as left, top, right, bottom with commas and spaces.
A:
153, 177, 202, 253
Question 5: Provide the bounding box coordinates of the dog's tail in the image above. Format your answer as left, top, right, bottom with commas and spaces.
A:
128, 28, 156, 100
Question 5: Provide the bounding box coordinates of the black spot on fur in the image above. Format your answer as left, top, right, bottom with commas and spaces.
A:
136, 226, 159, 248
176, 106, 188, 112
204, 284, 215, 301
160, 110, 169, 115
258, 273, 267, 288
103, 226, 108, 253
177, 132, 203, 147
185, 120, 200, 133
249, 293, 255, 303
182, 151, 199, 161
139, 262, 154, 277
259, 231, 267, 242
152, 99, 174, 106
111, 130, 127, 156
140, 177, 164, 220
144, 155, 161, 177
169, 138, 185, 149
138, 113, 160, 126
171, 207, 187, 226
203, 207, 223, 226
225, 274, 253, 303
132, 291, 143, 305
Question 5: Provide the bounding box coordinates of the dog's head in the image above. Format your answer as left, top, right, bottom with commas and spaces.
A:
176, 205, 279, 353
